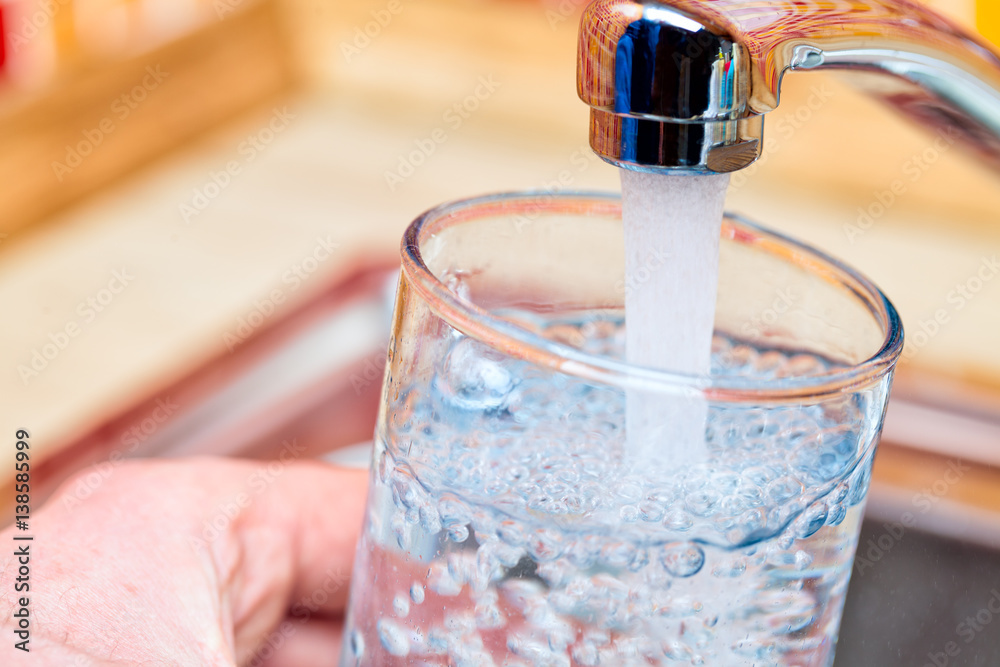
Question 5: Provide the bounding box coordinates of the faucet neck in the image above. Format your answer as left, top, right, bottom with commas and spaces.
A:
578, 0, 1000, 173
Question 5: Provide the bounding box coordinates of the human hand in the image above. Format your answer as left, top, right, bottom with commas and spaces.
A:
1, 458, 367, 666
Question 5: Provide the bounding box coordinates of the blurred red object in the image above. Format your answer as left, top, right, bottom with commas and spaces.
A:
0, 4, 8, 72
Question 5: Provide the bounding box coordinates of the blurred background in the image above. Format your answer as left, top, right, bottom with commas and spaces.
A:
0, 0, 999, 663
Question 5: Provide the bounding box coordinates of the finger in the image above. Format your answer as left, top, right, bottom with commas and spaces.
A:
249, 616, 343, 667
7, 458, 366, 666
230, 462, 367, 662
264, 462, 367, 613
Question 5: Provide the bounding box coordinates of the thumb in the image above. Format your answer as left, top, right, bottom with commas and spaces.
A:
223, 460, 368, 664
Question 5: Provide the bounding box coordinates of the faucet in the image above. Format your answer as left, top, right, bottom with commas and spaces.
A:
577, 0, 1000, 173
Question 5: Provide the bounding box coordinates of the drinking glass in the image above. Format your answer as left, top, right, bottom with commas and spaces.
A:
340, 191, 904, 666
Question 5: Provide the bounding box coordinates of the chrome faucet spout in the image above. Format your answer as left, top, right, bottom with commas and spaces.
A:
577, 0, 1000, 173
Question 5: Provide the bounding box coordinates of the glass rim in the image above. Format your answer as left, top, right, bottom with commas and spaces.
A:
401, 190, 904, 402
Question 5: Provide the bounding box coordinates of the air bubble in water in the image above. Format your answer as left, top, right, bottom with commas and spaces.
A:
794, 503, 829, 539
448, 524, 470, 543
427, 562, 463, 597
600, 541, 637, 570
712, 555, 748, 578
846, 461, 872, 506
528, 528, 564, 562
638, 500, 664, 522
663, 508, 693, 531
766, 476, 804, 504
349, 629, 365, 658
660, 542, 705, 577
377, 619, 410, 656
572, 642, 600, 666
685, 489, 721, 517
436, 337, 516, 411
619, 505, 640, 522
